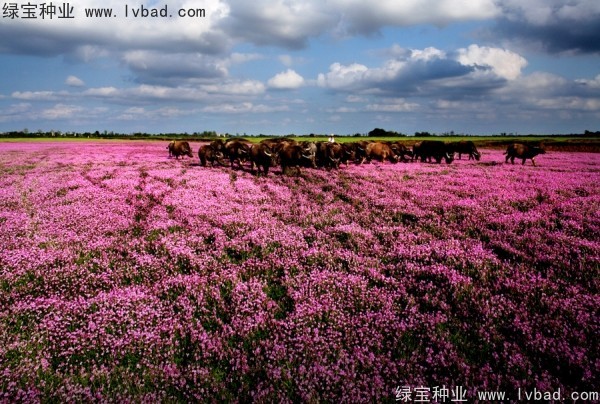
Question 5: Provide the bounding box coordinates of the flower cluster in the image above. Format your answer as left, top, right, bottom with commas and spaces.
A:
0, 141, 598, 401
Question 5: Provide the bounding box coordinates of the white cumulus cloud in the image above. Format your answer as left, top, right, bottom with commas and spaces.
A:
268, 69, 305, 89
317, 63, 369, 89
411, 47, 446, 61
457, 45, 527, 80
576, 74, 600, 89
65, 75, 85, 87
12, 91, 68, 101
41, 104, 83, 120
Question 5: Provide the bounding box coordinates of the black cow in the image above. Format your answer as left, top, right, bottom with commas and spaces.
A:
412, 141, 426, 162
340, 143, 357, 166
209, 139, 226, 153
198, 144, 224, 167
387, 141, 413, 162
298, 141, 318, 168
248, 143, 277, 175
223, 139, 251, 169
449, 140, 481, 161
353, 141, 371, 164
315, 141, 342, 169
415, 140, 454, 164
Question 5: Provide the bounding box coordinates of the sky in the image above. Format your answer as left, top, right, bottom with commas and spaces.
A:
1, 0, 599, 135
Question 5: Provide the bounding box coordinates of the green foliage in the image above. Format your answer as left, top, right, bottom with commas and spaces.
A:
368, 127, 406, 137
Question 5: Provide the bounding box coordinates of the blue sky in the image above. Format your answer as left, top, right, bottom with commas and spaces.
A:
1, 0, 599, 135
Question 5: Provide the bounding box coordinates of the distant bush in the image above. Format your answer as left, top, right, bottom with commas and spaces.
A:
368, 128, 406, 137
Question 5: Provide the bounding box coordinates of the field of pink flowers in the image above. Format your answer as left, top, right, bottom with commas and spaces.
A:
0, 140, 598, 402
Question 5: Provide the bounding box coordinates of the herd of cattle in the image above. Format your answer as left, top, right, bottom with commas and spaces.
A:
167, 138, 547, 175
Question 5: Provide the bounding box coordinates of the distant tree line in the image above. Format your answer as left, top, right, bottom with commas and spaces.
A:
1, 129, 599, 139
0, 130, 225, 139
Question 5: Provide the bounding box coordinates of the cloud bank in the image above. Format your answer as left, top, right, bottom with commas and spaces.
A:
0, 0, 598, 134
3, 0, 597, 58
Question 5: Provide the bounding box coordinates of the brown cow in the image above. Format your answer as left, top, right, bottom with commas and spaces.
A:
260, 137, 295, 153
279, 142, 314, 175
366, 142, 399, 163
504, 143, 546, 166
168, 141, 193, 159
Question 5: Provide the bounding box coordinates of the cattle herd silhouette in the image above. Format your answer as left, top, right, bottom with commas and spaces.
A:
167, 138, 547, 175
